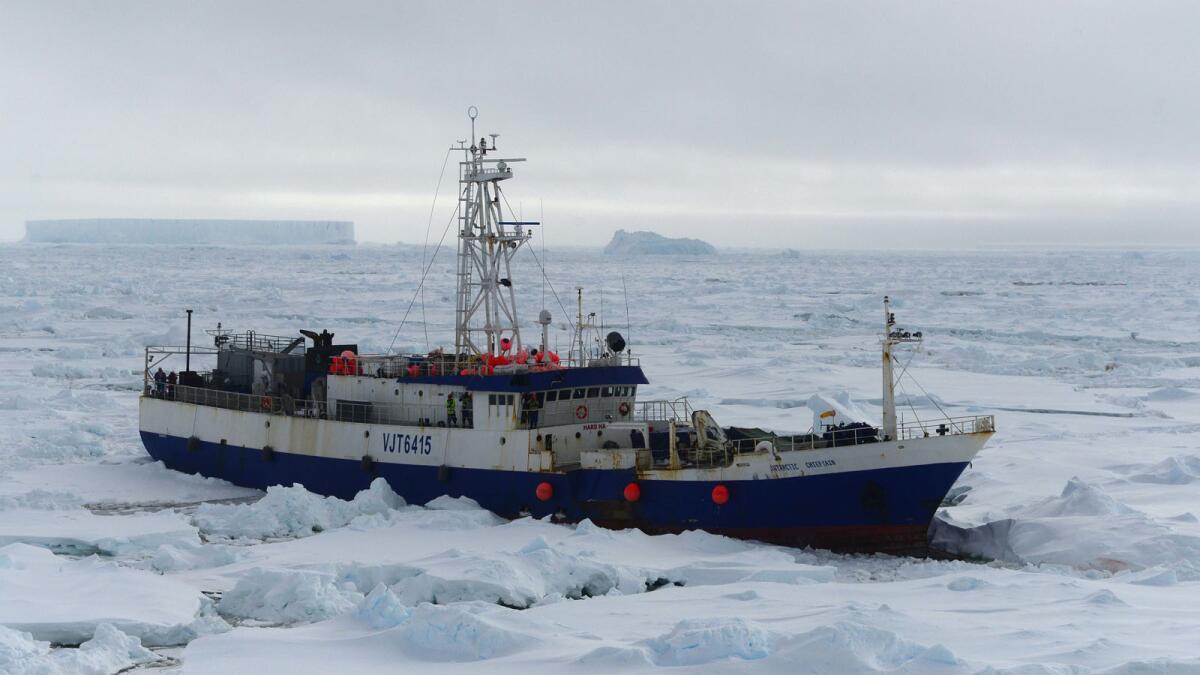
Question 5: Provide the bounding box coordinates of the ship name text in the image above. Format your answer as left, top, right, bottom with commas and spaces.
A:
382, 432, 433, 455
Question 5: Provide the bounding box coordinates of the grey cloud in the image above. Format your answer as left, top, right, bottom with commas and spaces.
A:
2, 1, 1198, 246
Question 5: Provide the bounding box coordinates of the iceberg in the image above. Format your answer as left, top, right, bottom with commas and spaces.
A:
603, 229, 716, 255
24, 219, 355, 245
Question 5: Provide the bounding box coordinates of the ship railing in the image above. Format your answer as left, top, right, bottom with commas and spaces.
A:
897, 414, 994, 440
145, 383, 464, 428
567, 348, 640, 369
723, 414, 996, 454
726, 431, 851, 454
357, 354, 479, 378
634, 397, 693, 423
352, 354, 572, 379
142, 346, 220, 389
209, 331, 305, 354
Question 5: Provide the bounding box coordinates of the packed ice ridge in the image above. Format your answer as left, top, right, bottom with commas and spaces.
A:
0, 623, 160, 675
192, 477, 405, 539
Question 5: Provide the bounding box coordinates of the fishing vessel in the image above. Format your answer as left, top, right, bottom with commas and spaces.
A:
139, 109, 994, 555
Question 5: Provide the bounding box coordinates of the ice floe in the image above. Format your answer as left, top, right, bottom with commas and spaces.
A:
0, 543, 227, 646
0, 508, 198, 556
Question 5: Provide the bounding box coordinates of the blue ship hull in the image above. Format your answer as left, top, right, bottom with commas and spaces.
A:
142, 431, 968, 555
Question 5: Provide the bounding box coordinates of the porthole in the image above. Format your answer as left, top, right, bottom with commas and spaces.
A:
575, 432, 581, 439
500, 437, 506, 445
394, 389, 399, 396
364, 430, 370, 438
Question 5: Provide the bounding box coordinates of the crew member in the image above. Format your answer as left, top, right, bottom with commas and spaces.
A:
461, 392, 473, 428
445, 393, 457, 427
153, 367, 166, 397
166, 371, 177, 400
527, 392, 542, 428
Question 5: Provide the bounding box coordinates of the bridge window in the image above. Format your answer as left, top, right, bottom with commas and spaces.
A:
545, 390, 558, 402
587, 387, 600, 398
573, 388, 586, 399
601, 386, 614, 397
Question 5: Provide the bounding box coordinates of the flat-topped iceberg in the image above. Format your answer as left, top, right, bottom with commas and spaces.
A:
603, 229, 716, 255
24, 219, 355, 245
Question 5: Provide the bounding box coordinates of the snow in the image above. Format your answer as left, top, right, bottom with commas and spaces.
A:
642, 617, 772, 665
1126, 454, 1200, 484
3, 242, 1200, 672
217, 568, 361, 624
0, 508, 198, 556
0, 460, 259, 508
0, 543, 227, 646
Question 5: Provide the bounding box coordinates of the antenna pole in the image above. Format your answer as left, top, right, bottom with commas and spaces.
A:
622, 274, 631, 363
575, 287, 583, 367
185, 309, 193, 373
540, 199, 545, 309
882, 296, 896, 440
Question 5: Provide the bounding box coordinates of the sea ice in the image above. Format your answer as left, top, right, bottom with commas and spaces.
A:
643, 617, 773, 665
807, 391, 876, 430
0, 623, 160, 675
5, 244, 1200, 671
776, 622, 960, 672
0, 543, 227, 646
0, 508, 198, 556
217, 568, 361, 624
192, 477, 404, 540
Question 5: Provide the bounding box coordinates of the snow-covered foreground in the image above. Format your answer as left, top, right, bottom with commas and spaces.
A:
2, 243, 1199, 672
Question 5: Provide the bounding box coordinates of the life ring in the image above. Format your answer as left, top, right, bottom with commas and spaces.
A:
618, 401, 631, 416
575, 404, 588, 420
260, 396, 272, 411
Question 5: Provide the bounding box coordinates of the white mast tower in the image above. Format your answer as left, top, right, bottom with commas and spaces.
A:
881, 295, 922, 441
453, 107, 534, 363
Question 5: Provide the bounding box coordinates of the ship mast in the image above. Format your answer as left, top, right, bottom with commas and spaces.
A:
881, 295, 922, 441
453, 107, 534, 363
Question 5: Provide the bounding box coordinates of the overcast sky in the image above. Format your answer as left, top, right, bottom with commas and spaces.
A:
3, 1, 1199, 247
